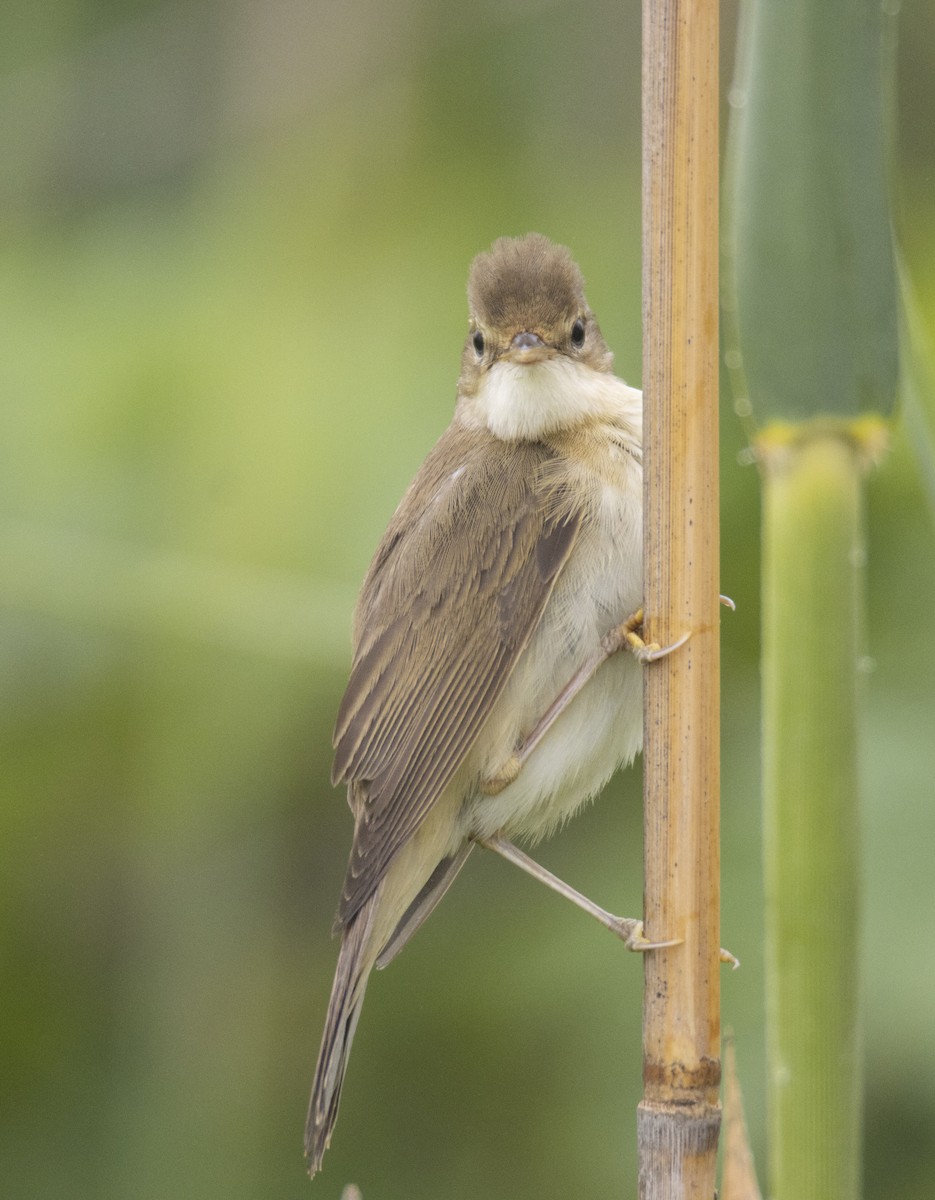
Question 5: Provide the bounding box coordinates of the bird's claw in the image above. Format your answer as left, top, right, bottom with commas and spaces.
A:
611, 917, 683, 953
632, 630, 691, 663
614, 916, 739, 966
613, 608, 692, 663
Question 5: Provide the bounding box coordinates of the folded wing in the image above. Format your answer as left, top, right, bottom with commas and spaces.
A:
332, 425, 581, 927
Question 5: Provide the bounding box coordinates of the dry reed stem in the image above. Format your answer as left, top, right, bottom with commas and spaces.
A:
638, 0, 722, 1193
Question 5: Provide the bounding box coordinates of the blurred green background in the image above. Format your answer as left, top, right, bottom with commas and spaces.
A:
1, 2, 933, 1197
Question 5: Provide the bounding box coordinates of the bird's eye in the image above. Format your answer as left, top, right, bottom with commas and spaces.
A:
571, 318, 586, 349
472, 330, 485, 357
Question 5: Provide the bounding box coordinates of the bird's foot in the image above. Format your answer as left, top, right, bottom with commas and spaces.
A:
615, 917, 739, 966
610, 917, 683, 953
608, 607, 691, 664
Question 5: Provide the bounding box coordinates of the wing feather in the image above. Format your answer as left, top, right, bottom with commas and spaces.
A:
333, 423, 580, 926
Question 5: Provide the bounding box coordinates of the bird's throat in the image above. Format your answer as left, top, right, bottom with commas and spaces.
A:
466, 356, 639, 442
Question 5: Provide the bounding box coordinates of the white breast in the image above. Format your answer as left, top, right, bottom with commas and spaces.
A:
464, 424, 644, 843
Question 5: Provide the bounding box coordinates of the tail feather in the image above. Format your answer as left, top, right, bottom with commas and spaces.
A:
305, 897, 376, 1177
375, 843, 473, 969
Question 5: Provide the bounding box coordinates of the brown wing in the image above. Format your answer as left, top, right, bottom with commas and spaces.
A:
332, 422, 580, 928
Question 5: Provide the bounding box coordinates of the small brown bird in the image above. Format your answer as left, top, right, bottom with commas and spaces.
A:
306, 233, 668, 1176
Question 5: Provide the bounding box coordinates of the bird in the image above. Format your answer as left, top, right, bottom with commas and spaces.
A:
305, 232, 671, 1176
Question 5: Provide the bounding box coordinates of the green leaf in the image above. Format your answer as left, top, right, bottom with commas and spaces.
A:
725, 0, 899, 424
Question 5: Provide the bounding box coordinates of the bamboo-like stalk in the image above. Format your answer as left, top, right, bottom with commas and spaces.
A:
760, 430, 869, 1200
725, 1, 900, 1195
639, 0, 722, 1194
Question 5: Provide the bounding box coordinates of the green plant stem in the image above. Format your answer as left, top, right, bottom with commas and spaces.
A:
761, 432, 864, 1200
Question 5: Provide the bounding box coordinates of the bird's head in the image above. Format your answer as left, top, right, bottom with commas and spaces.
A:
457, 234, 618, 440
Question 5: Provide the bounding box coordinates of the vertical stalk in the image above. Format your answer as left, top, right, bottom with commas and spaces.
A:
726, 0, 899, 1194
639, 0, 721, 1195
761, 432, 864, 1200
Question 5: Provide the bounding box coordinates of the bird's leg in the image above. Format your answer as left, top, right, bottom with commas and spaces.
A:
477, 835, 740, 967
475, 834, 680, 951
480, 608, 689, 796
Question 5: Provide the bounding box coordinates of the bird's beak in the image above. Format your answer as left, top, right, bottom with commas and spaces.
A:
506, 330, 551, 365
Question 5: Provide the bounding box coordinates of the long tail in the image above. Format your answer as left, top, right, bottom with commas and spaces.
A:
305, 895, 377, 1177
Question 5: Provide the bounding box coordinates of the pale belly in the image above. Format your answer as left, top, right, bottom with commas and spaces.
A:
462, 469, 643, 843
